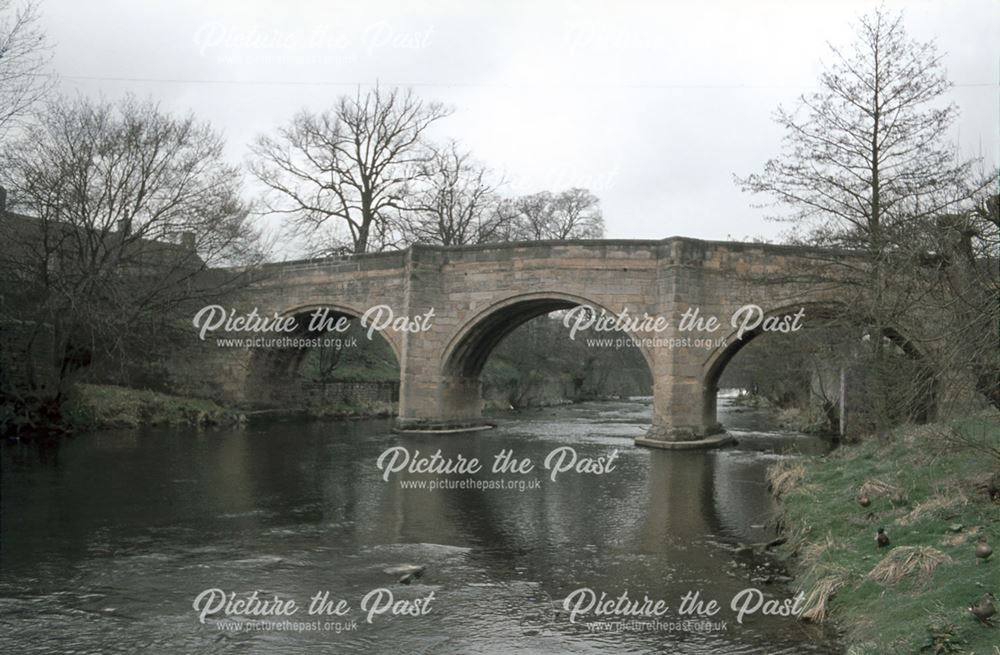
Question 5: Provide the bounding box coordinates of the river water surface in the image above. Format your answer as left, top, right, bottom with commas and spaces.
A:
1, 397, 842, 654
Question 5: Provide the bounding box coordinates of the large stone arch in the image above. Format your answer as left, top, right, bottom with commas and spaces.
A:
441, 290, 656, 378
394, 290, 657, 432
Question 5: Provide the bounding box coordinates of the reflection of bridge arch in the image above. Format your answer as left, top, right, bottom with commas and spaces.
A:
365, 429, 737, 587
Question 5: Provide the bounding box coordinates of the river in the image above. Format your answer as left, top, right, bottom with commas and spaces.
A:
0, 396, 841, 654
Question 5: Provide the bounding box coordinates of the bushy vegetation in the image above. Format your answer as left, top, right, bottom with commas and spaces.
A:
299, 321, 400, 384
67, 384, 244, 429
723, 322, 938, 434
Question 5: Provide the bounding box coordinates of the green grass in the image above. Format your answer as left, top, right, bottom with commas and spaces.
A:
775, 418, 1000, 654
69, 383, 244, 429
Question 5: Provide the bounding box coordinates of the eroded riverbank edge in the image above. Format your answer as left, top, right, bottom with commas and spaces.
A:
61, 383, 639, 432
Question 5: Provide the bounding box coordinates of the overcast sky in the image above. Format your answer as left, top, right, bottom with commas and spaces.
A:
39, 0, 1000, 249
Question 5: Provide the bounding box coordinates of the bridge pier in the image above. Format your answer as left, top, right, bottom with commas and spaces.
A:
389, 241, 746, 444
392, 365, 735, 443
394, 372, 496, 433
636, 360, 734, 450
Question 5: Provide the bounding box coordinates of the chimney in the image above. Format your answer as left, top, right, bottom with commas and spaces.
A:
180, 231, 196, 251
0, 186, 7, 215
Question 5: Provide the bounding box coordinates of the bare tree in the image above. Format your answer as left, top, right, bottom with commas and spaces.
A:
249, 86, 452, 255
923, 194, 1000, 408
488, 197, 531, 242
0, 94, 264, 434
399, 140, 512, 246
737, 7, 996, 428
512, 191, 553, 241
738, 7, 986, 253
514, 188, 605, 240
0, 0, 51, 140
550, 187, 605, 239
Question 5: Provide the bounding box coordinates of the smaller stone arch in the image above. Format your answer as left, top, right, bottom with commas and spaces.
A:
245, 302, 402, 407
700, 301, 936, 433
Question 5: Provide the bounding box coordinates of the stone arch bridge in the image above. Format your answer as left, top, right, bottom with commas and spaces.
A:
192, 237, 944, 449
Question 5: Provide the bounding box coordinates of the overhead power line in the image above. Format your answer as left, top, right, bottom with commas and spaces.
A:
52, 74, 1000, 90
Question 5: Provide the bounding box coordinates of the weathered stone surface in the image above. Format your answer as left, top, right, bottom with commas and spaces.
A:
180, 237, 967, 448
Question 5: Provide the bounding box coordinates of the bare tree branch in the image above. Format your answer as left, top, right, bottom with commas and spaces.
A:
0, 94, 267, 430
0, 0, 52, 141
249, 86, 452, 255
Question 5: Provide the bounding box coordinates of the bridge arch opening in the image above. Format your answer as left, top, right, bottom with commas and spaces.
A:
703, 303, 936, 435
439, 292, 655, 419
245, 304, 401, 411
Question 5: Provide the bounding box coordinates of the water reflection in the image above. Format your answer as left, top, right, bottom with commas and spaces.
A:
0, 398, 840, 654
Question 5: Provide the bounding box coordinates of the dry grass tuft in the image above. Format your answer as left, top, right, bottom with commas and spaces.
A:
859, 478, 906, 503
799, 535, 836, 571
966, 472, 1000, 503
768, 461, 806, 498
897, 492, 966, 527
942, 525, 979, 547
798, 575, 847, 623
941, 533, 969, 546
866, 546, 953, 586
899, 424, 947, 447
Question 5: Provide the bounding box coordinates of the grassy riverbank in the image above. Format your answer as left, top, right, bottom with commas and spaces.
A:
771, 417, 1000, 653
69, 384, 246, 429
69, 384, 397, 429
